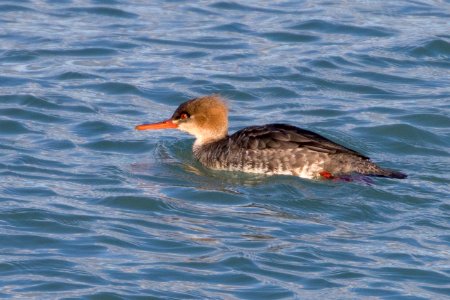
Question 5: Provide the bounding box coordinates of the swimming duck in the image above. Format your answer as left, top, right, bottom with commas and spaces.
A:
136, 95, 406, 180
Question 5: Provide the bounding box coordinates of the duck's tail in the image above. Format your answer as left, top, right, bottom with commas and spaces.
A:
373, 168, 407, 179
326, 154, 407, 179
360, 159, 407, 179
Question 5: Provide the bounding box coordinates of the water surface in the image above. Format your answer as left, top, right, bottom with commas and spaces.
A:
1, 0, 449, 299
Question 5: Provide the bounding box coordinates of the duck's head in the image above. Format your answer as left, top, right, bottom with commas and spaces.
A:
136, 95, 229, 146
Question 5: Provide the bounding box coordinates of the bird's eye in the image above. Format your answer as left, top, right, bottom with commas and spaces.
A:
180, 113, 189, 120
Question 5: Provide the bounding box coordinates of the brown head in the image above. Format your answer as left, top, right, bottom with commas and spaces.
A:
135, 95, 229, 146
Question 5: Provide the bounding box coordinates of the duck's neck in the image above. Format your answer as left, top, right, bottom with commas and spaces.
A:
193, 132, 228, 150
193, 134, 230, 169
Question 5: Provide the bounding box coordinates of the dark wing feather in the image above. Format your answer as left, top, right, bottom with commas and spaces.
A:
230, 123, 368, 159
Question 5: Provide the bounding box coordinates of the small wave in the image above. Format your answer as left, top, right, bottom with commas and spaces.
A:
0, 4, 35, 12
409, 38, 450, 58
250, 86, 299, 98
0, 108, 64, 124
36, 48, 117, 57
5, 186, 58, 197
176, 51, 209, 59
67, 6, 138, 19
136, 36, 249, 50
72, 121, 127, 137
346, 71, 425, 84
0, 75, 29, 87
81, 140, 154, 154
209, 22, 253, 33
309, 77, 393, 95
372, 266, 450, 285
0, 50, 38, 63
97, 195, 173, 212
0, 94, 59, 109
0, 119, 34, 135
79, 82, 143, 96
355, 124, 448, 147
290, 20, 394, 37
53, 72, 103, 81
0, 94, 97, 114
260, 31, 319, 43
210, 1, 286, 14
398, 113, 450, 128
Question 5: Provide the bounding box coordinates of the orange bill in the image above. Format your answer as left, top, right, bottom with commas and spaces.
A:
135, 119, 178, 130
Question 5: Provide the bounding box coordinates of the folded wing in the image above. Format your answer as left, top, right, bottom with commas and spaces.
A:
230, 123, 368, 159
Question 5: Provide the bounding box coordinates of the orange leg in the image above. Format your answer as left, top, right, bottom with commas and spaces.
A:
319, 170, 334, 180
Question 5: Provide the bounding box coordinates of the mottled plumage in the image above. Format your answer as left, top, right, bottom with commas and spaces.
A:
193, 123, 404, 179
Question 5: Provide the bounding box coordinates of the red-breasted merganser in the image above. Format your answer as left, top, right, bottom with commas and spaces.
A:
136, 95, 406, 180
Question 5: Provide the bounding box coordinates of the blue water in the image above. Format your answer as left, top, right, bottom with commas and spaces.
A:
1, 0, 450, 299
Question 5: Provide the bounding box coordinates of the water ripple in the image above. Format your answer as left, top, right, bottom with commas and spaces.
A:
409, 38, 450, 58
67, 7, 139, 19
290, 19, 395, 37
261, 32, 320, 43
